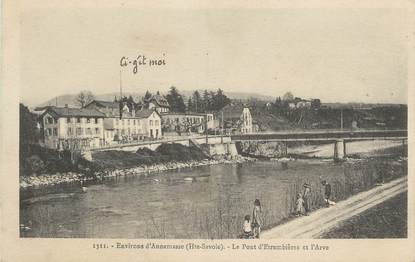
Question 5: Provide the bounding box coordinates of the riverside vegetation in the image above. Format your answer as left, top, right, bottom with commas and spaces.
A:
20, 143, 255, 190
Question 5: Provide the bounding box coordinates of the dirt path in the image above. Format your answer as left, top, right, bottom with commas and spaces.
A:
261, 176, 408, 239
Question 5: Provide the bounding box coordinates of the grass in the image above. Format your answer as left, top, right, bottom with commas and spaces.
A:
92, 143, 208, 169
139, 158, 406, 239
321, 192, 407, 238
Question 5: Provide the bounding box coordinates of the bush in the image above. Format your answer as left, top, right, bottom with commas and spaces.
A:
20, 144, 97, 176
156, 143, 206, 162
25, 155, 45, 174
92, 143, 208, 169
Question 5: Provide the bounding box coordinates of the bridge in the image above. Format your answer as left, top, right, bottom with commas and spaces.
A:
231, 129, 407, 159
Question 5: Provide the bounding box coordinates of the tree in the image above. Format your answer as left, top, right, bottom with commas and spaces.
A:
311, 99, 321, 109
192, 91, 202, 112
20, 103, 40, 175
20, 103, 39, 149
166, 86, 186, 113
282, 92, 294, 101
187, 97, 193, 112
75, 91, 94, 108
144, 90, 152, 101
212, 88, 231, 111
202, 90, 211, 112
127, 95, 135, 104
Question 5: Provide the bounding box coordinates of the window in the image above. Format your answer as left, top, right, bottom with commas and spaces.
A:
76, 127, 82, 135
53, 128, 57, 136
95, 118, 98, 124
87, 118, 91, 123
116, 119, 119, 125
67, 117, 71, 123
155, 120, 159, 126
150, 120, 153, 126
46, 117, 54, 124
128, 119, 130, 125
133, 120, 136, 125
95, 128, 100, 134
67, 127, 73, 136
86, 128, 92, 135
77, 118, 81, 123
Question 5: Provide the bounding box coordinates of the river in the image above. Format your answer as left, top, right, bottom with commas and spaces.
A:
20, 145, 406, 239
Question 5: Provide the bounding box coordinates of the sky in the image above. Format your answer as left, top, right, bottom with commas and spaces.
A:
20, 7, 409, 106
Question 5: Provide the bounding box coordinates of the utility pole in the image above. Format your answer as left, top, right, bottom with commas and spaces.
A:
221, 110, 224, 144
119, 70, 123, 119
205, 116, 208, 145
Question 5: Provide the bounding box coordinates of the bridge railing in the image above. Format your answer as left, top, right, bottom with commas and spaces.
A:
231, 129, 407, 141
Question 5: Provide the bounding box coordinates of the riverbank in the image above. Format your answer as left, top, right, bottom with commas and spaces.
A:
20, 154, 255, 189
261, 176, 408, 239
321, 192, 407, 238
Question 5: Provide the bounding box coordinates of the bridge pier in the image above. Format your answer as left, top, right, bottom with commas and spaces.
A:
333, 140, 345, 160
343, 140, 347, 158
284, 141, 288, 156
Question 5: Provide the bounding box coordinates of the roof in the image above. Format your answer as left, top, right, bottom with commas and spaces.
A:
85, 99, 160, 119
148, 94, 170, 108
162, 111, 209, 117
86, 100, 120, 109
220, 104, 248, 119
43, 107, 106, 118
135, 109, 159, 118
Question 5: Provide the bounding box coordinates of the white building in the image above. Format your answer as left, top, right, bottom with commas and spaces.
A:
40, 106, 105, 150
161, 112, 215, 134
85, 100, 162, 144
145, 94, 170, 113
220, 105, 253, 134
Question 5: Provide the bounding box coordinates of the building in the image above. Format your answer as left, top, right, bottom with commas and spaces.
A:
85, 100, 162, 144
296, 100, 312, 108
161, 112, 215, 135
40, 106, 105, 150
219, 104, 253, 134
145, 94, 170, 113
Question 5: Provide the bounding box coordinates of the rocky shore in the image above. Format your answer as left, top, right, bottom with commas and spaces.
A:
20, 155, 255, 189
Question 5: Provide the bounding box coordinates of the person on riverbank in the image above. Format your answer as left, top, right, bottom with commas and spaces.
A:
321, 180, 332, 207
252, 199, 263, 238
302, 183, 312, 215
242, 215, 254, 239
295, 193, 305, 216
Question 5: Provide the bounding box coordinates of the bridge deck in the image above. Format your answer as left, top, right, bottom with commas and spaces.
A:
231, 129, 407, 141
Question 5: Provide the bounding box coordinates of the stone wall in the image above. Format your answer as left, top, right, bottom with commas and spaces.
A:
238, 141, 287, 158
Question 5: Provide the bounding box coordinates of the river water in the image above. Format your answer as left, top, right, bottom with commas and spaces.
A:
20, 151, 406, 239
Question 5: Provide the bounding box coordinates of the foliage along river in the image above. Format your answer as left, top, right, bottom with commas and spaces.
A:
20, 144, 406, 239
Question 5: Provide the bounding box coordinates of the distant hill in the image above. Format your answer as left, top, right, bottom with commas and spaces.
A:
36, 90, 275, 108
322, 102, 406, 109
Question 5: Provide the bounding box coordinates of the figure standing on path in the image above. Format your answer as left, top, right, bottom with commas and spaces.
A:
321, 180, 332, 207
252, 199, 262, 238
242, 215, 254, 239
302, 183, 311, 215
295, 193, 305, 216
